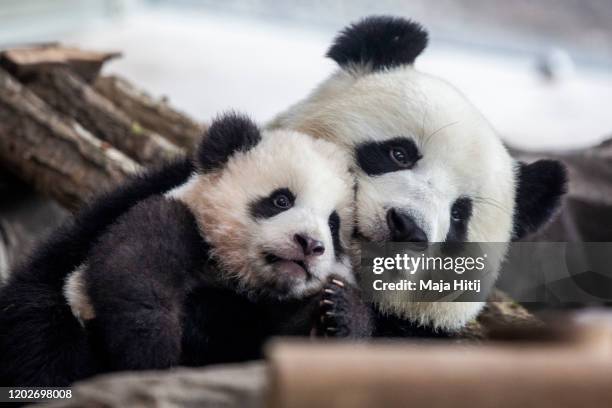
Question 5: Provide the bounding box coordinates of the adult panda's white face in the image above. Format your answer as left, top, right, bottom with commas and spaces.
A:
170, 114, 355, 300
269, 16, 567, 329
283, 68, 517, 246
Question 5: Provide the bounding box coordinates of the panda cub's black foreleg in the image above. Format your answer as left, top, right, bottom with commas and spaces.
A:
314, 275, 373, 339
84, 196, 208, 371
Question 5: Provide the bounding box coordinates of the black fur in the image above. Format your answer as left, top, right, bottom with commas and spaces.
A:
84, 197, 208, 371
0, 158, 192, 386
6, 158, 193, 287
315, 276, 372, 338
372, 310, 455, 338
328, 211, 342, 260
197, 112, 261, 172
355, 137, 421, 176
1, 195, 353, 384
513, 160, 568, 240
444, 197, 473, 243
180, 280, 344, 366
249, 188, 295, 219
327, 16, 428, 72
0, 279, 100, 387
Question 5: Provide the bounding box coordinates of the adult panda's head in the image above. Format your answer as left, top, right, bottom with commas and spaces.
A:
269, 16, 567, 328
170, 113, 355, 300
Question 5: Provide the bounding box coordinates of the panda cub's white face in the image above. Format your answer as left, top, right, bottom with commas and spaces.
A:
170, 128, 355, 300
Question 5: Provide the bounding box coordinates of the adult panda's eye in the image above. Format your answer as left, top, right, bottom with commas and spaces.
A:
451, 208, 462, 223
273, 194, 292, 209
450, 197, 473, 223
389, 146, 420, 169
390, 147, 407, 165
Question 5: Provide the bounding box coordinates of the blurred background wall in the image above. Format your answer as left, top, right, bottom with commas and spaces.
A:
1, 0, 611, 151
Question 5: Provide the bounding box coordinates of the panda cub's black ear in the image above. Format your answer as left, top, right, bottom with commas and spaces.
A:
513, 160, 568, 240
196, 112, 261, 172
327, 15, 428, 73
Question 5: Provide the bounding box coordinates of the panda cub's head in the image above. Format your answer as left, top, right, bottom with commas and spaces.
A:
169, 113, 355, 299
270, 16, 567, 329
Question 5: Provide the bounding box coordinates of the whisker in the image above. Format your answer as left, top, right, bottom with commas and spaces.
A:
472, 196, 512, 216
424, 120, 460, 147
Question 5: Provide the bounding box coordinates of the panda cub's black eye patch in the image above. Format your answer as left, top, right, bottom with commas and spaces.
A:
356, 137, 421, 176
250, 188, 295, 219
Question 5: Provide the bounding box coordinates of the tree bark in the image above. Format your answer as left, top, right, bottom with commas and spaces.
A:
0, 45, 120, 83
94, 75, 204, 151
26, 66, 183, 165
0, 67, 139, 211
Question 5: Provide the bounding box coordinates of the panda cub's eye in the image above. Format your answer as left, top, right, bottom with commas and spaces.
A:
250, 188, 295, 219
272, 193, 292, 209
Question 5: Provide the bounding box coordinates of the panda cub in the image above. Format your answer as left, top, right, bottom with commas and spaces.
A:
0, 113, 368, 387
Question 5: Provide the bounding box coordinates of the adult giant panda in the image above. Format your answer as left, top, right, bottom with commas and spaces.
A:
0, 113, 368, 386
269, 16, 567, 335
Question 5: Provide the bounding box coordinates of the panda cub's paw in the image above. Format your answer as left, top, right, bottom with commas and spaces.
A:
315, 275, 372, 339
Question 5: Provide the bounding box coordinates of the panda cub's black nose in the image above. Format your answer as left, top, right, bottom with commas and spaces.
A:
294, 234, 325, 256
386, 208, 428, 245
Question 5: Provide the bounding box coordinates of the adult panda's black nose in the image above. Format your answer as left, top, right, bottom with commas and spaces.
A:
386, 208, 428, 245
294, 234, 325, 256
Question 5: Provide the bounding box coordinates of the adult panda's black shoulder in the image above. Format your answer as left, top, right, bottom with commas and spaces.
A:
0, 113, 370, 386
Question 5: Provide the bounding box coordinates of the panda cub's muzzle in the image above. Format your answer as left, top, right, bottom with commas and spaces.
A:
264, 234, 325, 280
264, 233, 326, 280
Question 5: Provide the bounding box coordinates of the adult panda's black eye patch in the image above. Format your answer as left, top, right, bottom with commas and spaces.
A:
355, 137, 421, 176
250, 188, 295, 219
328, 210, 343, 260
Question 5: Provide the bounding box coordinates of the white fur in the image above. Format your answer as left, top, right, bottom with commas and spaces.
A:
171, 129, 355, 299
63, 129, 356, 321
64, 264, 95, 325
269, 64, 517, 330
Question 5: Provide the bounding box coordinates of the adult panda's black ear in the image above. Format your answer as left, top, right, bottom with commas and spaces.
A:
513, 160, 568, 240
326, 15, 428, 73
196, 112, 261, 172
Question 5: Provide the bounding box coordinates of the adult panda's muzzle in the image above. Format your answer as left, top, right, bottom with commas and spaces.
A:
386, 208, 428, 248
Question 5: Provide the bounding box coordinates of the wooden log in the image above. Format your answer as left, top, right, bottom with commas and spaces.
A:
25, 66, 183, 165
0, 45, 120, 83
0, 67, 139, 211
41, 362, 267, 408
267, 338, 612, 408
94, 75, 204, 150
456, 289, 542, 340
